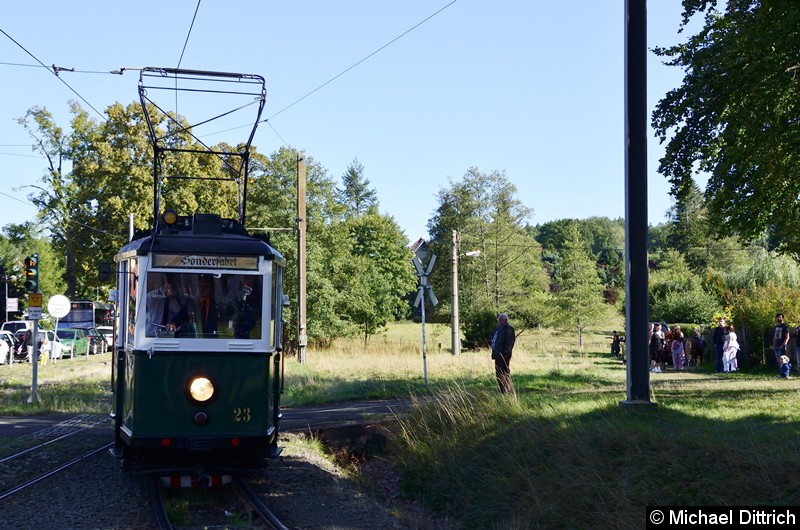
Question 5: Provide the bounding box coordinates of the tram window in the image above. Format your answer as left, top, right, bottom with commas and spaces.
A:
144, 271, 263, 339
126, 259, 138, 346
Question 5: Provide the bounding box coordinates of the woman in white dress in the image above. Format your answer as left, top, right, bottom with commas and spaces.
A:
722, 324, 739, 372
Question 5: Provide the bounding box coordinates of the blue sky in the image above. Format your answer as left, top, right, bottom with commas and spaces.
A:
0, 1, 694, 242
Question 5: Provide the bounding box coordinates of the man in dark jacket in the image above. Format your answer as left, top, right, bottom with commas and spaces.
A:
491, 313, 516, 393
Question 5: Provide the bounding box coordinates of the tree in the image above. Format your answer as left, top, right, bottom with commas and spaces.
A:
336, 158, 378, 217
666, 181, 711, 271
340, 213, 417, 344
652, 1, 800, 251
17, 101, 238, 299
427, 168, 550, 343
551, 221, 607, 346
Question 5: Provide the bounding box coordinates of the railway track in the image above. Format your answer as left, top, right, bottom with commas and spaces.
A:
0, 414, 111, 500
149, 473, 289, 530
0, 442, 112, 501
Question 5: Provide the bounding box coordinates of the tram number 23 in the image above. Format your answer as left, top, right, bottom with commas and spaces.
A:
233, 407, 252, 423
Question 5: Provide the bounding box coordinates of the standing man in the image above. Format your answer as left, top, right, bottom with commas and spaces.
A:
773, 313, 790, 371
196, 274, 219, 337
491, 313, 516, 394
712, 318, 727, 373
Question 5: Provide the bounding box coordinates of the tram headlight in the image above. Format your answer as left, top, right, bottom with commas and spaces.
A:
188, 376, 215, 403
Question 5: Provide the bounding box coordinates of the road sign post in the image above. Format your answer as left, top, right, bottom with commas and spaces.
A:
27, 293, 43, 403
412, 252, 438, 386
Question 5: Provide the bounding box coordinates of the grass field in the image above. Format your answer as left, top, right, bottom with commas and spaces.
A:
2, 321, 798, 528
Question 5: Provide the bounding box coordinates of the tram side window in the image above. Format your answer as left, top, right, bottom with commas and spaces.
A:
145, 271, 263, 339
126, 258, 138, 346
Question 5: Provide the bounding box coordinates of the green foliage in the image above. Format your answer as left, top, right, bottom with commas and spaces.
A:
336, 158, 378, 217
461, 305, 498, 350
426, 167, 550, 336
722, 248, 800, 289
650, 288, 722, 324
551, 221, 607, 334
667, 181, 712, 271
730, 285, 800, 343
341, 214, 417, 344
652, 1, 800, 250
648, 249, 702, 300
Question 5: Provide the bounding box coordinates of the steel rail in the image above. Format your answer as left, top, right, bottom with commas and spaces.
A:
233, 474, 289, 530
0, 442, 113, 500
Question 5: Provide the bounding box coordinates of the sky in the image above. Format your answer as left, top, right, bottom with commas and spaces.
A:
0, 1, 696, 243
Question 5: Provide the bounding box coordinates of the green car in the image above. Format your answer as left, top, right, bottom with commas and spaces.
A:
56, 328, 90, 357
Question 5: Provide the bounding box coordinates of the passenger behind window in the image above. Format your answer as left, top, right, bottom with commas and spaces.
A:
194, 274, 221, 337
230, 275, 262, 339
146, 273, 191, 337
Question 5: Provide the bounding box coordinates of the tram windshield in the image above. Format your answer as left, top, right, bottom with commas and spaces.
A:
144, 271, 263, 339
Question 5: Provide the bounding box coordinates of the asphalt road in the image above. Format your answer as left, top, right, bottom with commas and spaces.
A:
0, 399, 413, 438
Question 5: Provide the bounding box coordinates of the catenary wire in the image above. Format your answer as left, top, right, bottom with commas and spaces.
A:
0, 28, 106, 121
177, 0, 202, 69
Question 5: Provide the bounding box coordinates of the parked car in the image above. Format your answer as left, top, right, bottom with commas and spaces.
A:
1, 320, 33, 334
96, 325, 114, 349
86, 327, 108, 354
56, 328, 90, 357
0, 330, 13, 364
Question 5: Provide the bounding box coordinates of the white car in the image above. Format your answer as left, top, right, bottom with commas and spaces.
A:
0, 330, 13, 364
97, 326, 114, 349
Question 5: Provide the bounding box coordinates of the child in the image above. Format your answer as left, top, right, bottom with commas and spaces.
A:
779, 355, 791, 379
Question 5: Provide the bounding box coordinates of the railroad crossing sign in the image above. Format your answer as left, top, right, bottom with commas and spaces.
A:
412, 253, 438, 308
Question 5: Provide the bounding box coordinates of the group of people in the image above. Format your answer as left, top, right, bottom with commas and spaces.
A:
648, 323, 705, 372
146, 272, 261, 339
711, 318, 741, 373
712, 313, 798, 378
11, 329, 51, 364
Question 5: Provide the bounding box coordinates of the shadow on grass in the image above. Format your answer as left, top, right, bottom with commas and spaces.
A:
394, 389, 800, 529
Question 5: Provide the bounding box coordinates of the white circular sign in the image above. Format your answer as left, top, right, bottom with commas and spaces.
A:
48, 294, 71, 319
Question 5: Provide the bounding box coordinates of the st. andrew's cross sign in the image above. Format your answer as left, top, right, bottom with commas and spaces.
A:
412, 252, 438, 308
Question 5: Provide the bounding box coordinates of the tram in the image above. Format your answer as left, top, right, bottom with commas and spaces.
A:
110, 68, 287, 472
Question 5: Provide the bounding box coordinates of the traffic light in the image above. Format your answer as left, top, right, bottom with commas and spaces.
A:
23, 254, 39, 293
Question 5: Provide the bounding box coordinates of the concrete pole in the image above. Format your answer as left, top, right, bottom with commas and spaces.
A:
451, 229, 460, 356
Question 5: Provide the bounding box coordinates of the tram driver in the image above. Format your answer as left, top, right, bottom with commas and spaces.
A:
146, 273, 190, 337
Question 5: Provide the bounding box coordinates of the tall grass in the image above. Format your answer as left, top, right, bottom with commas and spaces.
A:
369, 325, 800, 529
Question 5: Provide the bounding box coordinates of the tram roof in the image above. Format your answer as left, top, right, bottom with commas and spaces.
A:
115, 214, 285, 264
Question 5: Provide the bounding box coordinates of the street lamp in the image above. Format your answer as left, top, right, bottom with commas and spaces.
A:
451, 229, 481, 356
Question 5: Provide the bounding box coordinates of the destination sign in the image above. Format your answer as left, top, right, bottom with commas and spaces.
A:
152, 254, 259, 270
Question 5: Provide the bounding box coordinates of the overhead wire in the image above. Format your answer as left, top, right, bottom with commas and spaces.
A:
175, 0, 203, 113
0, 28, 107, 121
177, 0, 202, 69
202, 0, 459, 143
265, 0, 458, 122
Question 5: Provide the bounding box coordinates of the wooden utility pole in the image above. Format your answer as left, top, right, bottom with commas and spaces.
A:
297, 153, 308, 364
